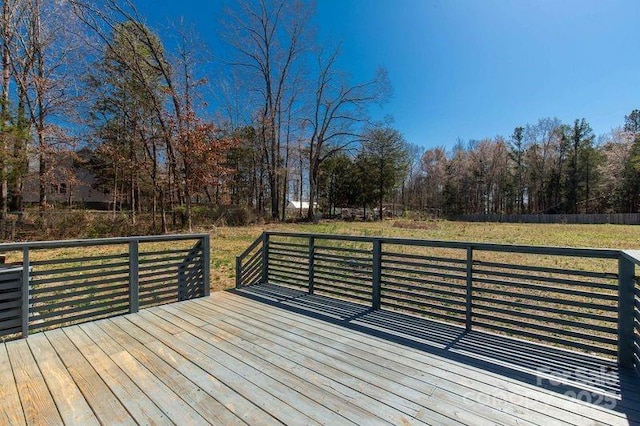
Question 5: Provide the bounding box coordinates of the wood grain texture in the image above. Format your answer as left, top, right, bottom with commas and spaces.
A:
0, 344, 26, 426
0, 290, 637, 426
6, 339, 62, 425
44, 328, 133, 426
26, 333, 99, 426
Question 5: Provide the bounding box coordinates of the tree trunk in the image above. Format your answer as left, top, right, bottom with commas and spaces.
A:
0, 0, 9, 219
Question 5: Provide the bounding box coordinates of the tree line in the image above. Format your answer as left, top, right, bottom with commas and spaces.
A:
0, 0, 407, 229
1, 0, 638, 232
401, 112, 640, 216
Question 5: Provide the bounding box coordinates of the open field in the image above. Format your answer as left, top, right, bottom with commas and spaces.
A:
4, 220, 640, 292
207, 220, 640, 291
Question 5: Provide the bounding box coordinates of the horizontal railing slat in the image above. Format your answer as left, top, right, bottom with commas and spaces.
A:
384, 251, 467, 265
313, 245, 372, 255
0, 309, 21, 321
382, 258, 467, 273
30, 268, 130, 286
381, 294, 467, 317
314, 262, 372, 277
268, 261, 309, 274
473, 295, 617, 323
313, 275, 371, 291
382, 289, 465, 312
314, 252, 372, 264
474, 286, 617, 311
0, 299, 21, 311
30, 252, 128, 266
472, 303, 616, 334
313, 266, 370, 282
138, 248, 193, 257
269, 241, 309, 250
381, 283, 465, 301
138, 255, 199, 265
380, 273, 466, 291
381, 265, 466, 283
30, 276, 130, 295
268, 266, 309, 280
472, 312, 617, 345
268, 248, 309, 259
473, 260, 618, 280
31, 283, 129, 304
30, 261, 130, 277
473, 276, 617, 300
269, 277, 307, 288
268, 271, 307, 285
313, 280, 372, 297
473, 267, 617, 291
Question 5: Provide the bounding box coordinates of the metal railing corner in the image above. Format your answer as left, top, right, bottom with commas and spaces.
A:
618, 254, 636, 368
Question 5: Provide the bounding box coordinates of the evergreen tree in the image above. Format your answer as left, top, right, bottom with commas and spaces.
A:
360, 127, 409, 220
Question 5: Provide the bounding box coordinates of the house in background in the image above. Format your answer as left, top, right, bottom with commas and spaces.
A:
285, 200, 318, 219
22, 152, 111, 209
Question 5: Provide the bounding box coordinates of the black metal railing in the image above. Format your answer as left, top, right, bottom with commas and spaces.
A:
623, 250, 640, 375
237, 231, 639, 369
0, 233, 210, 340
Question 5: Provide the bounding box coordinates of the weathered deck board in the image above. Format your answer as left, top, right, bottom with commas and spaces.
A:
0, 344, 26, 426
6, 339, 63, 425
92, 319, 245, 426
169, 299, 516, 425
216, 290, 625, 425
44, 328, 134, 426
0, 289, 638, 425
61, 326, 173, 424
132, 310, 330, 425
191, 292, 604, 426
26, 333, 98, 426
153, 306, 388, 425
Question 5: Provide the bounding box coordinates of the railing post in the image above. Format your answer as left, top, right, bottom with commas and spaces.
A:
372, 239, 382, 310
235, 256, 242, 288
202, 234, 211, 297
261, 233, 269, 284
618, 255, 635, 368
308, 236, 315, 295
21, 247, 29, 338
129, 240, 139, 314
466, 246, 473, 332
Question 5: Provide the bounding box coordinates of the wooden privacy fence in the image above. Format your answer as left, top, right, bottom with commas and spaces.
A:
0, 233, 210, 340
457, 213, 640, 225
236, 231, 640, 371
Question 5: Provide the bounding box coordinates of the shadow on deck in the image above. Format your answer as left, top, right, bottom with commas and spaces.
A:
232, 283, 640, 421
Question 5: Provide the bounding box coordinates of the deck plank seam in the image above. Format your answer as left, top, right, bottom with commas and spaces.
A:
214, 292, 633, 425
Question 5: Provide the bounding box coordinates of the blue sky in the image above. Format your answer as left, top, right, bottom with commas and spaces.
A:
138, 0, 640, 149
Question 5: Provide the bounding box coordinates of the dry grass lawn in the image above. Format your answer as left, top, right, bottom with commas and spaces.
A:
207, 220, 640, 291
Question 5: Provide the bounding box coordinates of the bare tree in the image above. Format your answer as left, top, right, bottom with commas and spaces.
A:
7, 0, 88, 214
225, 0, 312, 220
304, 47, 390, 220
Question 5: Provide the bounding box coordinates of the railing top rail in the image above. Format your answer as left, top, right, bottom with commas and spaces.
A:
0, 233, 209, 251
622, 250, 640, 266
238, 235, 264, 260
264, 231, 621, 259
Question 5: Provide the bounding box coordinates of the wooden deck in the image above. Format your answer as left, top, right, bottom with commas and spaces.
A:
1, 285, 639, 425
